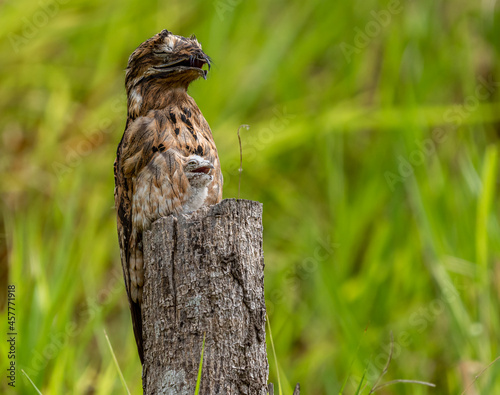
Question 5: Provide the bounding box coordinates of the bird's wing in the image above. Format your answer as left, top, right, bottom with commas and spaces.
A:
115, 114, 170, 364
115, 106, 222, 364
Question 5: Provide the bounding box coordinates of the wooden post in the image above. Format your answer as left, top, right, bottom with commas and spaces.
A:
142, 199, 268, 395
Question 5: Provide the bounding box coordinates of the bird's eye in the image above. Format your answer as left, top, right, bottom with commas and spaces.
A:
188, 160, 196, 166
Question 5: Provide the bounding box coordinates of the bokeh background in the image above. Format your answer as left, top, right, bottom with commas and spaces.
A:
1, 0, 500, 393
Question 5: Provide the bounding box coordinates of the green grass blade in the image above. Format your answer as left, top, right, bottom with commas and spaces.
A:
476, 145, 498, 269
194, 332, 206, 395
266, 314, 282, 395
103, 329, 131, 395
354, 369, 366, 395
21, 369, 43, 395
339, 326, 368, 394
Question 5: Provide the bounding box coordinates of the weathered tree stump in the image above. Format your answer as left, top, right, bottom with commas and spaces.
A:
142, 199, 268, 394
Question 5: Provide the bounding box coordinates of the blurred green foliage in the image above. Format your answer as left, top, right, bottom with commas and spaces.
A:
1, 0, 499, 393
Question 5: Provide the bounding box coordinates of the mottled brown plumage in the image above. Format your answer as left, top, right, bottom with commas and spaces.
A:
114, 30, 222, 363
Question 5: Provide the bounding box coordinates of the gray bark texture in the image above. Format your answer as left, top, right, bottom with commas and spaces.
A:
142, 198, 268, 395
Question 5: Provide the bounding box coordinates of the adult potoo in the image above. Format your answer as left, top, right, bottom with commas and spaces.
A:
114, 30, 223, 364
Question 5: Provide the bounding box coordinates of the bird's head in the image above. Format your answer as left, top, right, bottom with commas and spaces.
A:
183, 155, 214, 187
125, 29, 211, 93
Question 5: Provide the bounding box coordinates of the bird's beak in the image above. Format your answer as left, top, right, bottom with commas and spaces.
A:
191, 161, 214, 174
153, 53, 211, 78
201, 161, 214, 172
204, 54, 211, 71
200, 54, 211, 79
186, 53, 210, 79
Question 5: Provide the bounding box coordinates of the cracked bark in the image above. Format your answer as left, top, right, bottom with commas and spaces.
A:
142, 199, 268, 394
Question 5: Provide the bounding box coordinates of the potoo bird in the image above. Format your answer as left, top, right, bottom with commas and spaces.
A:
114, 30, 223, 364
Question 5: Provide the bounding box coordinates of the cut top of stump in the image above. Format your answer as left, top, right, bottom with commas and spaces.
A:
142, 198, 268, 395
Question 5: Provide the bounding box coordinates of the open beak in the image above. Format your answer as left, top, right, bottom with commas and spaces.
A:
191, 162, 214, 174
191, 54, 211, 79
190, 54, 211, 70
